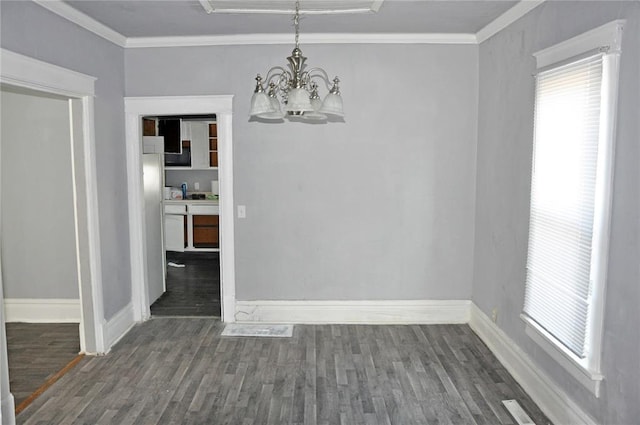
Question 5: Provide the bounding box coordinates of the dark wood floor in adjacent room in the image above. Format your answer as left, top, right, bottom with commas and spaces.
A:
6, 322, 80, 407
16, 318, 551, 425
151, 252, 221, 317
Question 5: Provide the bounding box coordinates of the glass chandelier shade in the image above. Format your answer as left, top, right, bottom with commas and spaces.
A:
249, 1, 344, 122
285, 87, 314, 113
318, 86, 344, 118
249, 90, 273, 117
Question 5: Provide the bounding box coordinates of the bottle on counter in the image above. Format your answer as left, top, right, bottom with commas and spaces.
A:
181, 182, 188, 199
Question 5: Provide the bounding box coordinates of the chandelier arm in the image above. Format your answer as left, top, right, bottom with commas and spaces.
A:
264, 67, 294, 95
297, 71, 312, 92
306, 67, 333, 90
264, 66, 289, 83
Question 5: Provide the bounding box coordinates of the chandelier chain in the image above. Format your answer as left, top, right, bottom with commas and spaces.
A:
294, 1, 300, 49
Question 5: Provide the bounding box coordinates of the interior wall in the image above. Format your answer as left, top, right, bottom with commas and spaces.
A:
473, 2, 640, 423
1, 88, 79, 300
126, 43, 479, 301
0, 1, 129, 319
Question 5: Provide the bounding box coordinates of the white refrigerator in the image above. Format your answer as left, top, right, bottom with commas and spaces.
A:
143, 153, 166, 305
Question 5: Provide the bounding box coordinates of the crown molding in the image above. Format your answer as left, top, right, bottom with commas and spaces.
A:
32, 0, 544, 49
125, 32, 477, 48
476, 0, 546, 44
33, 0, 127, 47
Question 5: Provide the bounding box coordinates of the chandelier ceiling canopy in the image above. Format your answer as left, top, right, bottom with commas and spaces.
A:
249, 1, 345, 123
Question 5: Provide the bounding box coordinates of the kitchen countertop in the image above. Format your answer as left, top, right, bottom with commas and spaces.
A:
164, 199, 219, 205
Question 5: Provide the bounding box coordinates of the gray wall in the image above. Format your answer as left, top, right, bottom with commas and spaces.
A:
473, 2, 640, 423
126, 43, 479, 300
1, 89, 79, 299
0, 1, 130, 318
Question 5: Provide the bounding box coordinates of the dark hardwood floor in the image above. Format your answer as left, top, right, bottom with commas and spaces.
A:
6, 323, 80, 406
151, 252, 221, 317
16, 319, 551, 425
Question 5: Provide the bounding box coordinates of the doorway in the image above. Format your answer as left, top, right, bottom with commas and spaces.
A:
1, 86, 84, 413
140, 115, 222, 317
0, 48, 105, 421
0, 49, 104, 352
124, 96, 236, 323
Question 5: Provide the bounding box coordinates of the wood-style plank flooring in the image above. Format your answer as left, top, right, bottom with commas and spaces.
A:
17, 318, 551, 425
151, 252, 221, 317
6, 323, 80, 406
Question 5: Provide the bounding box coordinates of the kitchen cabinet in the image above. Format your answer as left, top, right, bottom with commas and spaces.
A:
165, 214, 185, 252
209, 123, 218, 167
143, 136, 164, 154
164, 202, 219, 252
189, 121, 210, 169
164, 204, 187, 252
180, 120, 191, 141
193, 215, 219, 248
170, 121, 217, 170
143, 117, 219, 169
143, 118, 156, 136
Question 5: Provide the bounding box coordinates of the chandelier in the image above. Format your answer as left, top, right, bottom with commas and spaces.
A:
249, 1, 344, 122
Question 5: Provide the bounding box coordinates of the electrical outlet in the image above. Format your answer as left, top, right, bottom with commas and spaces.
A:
491, 308, 498, 323
194, 182, 200, 191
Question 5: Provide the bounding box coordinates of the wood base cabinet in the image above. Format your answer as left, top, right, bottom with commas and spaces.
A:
193, 215, 219, 248
165, 203, 219, 252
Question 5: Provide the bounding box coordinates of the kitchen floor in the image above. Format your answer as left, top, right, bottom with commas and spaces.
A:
150, 252, 221, 317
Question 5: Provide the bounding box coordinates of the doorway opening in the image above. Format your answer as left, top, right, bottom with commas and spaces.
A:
140, 114, 222, 317
1, 49, 105, 420
124, 96, 236, 323
1, 85, 83, 412
0, 50, 104, 351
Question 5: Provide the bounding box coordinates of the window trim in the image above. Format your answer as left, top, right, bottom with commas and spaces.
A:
523, 20, 624, 397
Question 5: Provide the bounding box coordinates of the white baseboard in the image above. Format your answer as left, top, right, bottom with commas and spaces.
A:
234, 300, 471, 324
3, 298, 80, 323
1, 392, 16, 425
103, 302, 135, 351
469, 303, 597, 425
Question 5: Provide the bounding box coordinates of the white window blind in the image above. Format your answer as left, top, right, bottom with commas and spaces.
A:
523, 53, 604, 358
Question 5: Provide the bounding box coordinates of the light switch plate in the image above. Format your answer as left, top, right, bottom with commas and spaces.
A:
238, 205, 246, 218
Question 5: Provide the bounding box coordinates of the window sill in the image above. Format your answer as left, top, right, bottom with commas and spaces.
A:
520, 315, 603, 397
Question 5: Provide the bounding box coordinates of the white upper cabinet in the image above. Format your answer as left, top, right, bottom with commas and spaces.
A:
180, 118, 191, 141
176, 121, 214, 170
189, 121, 211, 169
142, 136, 164, 154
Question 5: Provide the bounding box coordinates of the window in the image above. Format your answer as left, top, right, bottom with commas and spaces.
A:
521, 20, 624, 397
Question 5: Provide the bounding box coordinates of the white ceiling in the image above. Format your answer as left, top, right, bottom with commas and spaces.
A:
63, 0, 520, 38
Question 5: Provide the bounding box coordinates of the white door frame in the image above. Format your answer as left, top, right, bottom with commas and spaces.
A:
0, 48, 106, 354
124, 96, 236, 322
